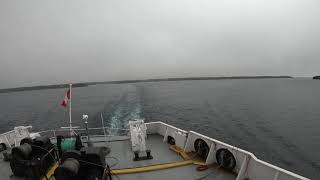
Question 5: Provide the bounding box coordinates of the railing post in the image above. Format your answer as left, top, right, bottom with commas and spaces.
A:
5, 135, 11, 148
273, 171, 280, 180
85, 121, 90, 140
205, 143, 216, 165
163, 127, 168, 142
236, 155, 250, 180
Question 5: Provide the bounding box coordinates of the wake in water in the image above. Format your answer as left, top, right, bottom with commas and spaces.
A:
101, 85, 143, 135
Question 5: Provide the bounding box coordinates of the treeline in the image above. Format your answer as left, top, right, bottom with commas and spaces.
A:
0, 83, 88, 93
0, 76, 292, 94
88, 76, 293, 85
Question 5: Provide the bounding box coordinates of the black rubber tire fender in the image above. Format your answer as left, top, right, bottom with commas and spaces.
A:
61, 150, 81, 164
194, 139, 210, 160
215, 148, 236, 171
11, 143, 32, 160
167, 136, 175, 145
20, 137, 33, 145
0, 143, 7, 152
55, 158, 80, 180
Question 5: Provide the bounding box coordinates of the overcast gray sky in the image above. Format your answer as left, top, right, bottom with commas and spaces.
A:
0, 0, 319, 88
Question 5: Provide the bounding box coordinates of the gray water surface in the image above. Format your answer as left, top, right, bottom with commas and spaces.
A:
0, 78, 319, 179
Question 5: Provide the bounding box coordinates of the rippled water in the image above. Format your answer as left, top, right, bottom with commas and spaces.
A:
0, 78, 319, 179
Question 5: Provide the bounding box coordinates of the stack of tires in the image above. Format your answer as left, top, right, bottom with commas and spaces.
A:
10, 136, 56, 179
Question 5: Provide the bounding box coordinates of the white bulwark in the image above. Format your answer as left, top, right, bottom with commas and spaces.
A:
145, 121, 310, 180
0, 126, 32, 148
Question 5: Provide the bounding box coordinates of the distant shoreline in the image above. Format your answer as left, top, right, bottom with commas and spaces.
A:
0, 76, 292, 94
313, 76, 320, 79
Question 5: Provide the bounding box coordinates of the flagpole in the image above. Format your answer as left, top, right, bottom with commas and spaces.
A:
69, 83, 72, 136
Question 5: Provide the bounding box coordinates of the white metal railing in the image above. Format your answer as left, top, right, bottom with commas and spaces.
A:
144, 121, 310, 180
0, 126, 32, 148
37, 126, 130, 139
31, 121, 309, 180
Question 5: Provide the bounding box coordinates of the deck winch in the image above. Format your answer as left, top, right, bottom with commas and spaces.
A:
54, 146, 110, 180
56, 135, 83, 156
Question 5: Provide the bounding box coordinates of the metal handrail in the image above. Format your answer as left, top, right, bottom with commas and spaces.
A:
38, 127, 129, 133
37, 126, 130, 138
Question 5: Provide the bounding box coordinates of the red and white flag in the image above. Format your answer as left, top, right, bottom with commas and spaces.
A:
61, 88, 71, 107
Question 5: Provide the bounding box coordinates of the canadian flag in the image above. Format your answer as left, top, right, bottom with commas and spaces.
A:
61, 88, 71, 107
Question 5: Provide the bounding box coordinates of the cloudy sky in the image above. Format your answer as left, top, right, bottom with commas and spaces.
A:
0, 0, 319, 88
